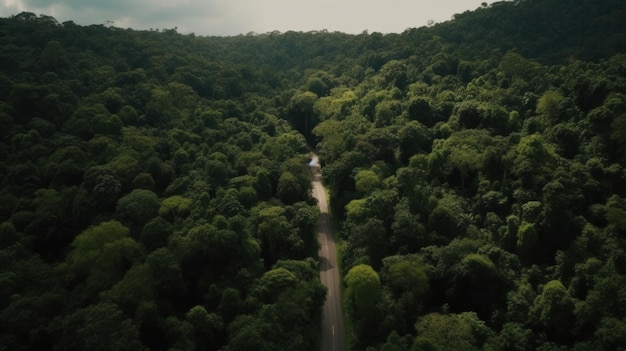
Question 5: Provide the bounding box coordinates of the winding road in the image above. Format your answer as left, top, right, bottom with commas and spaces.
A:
310, 155, 346, 351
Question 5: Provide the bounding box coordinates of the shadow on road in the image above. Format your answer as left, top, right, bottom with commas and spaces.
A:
319, 256, 334, 271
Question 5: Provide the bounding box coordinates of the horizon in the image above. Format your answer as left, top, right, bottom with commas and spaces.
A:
0, 0, 492, 37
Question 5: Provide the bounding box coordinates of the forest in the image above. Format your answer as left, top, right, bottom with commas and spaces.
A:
1, 0, 626, 350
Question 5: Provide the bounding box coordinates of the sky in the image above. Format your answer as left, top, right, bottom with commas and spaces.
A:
0, 0, 490, 36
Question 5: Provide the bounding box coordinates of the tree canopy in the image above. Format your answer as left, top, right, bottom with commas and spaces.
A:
1, 0, 626, 349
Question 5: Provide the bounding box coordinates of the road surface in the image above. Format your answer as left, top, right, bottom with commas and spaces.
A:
310, 155, 346, 351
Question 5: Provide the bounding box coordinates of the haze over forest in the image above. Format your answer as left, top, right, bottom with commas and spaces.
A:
1, 0, 626, 350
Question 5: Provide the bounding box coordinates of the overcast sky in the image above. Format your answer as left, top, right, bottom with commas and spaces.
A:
0, 0, 489, 36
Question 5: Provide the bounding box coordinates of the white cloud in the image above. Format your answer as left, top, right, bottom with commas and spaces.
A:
1, 0, 26, 13
0, 0, 489, 36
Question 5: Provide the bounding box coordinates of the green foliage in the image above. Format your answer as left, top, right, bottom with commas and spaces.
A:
516, 222, 538, 264
54, 302, 146, 351
536, 90, 565, 120
413, 313, 479, 351
382, 331, 414, 351
345, 264, 382, 315
158, 195, 192, 221
411, 337, 438, 351
102, 263, 155, 313
383, 255, 429, 297
116, 189, 160, 226
606, 206, 626, 230
595, 317, 626, 350
531, 280, 575, 341
428, 205, 459, 239
462, 253, 495, 270
354, 169, 383, 196
140, 216, 173, 251
484, 322, 533, 351
0, 221, 19, 249
507, 134, 558, 188
67, 221, 141, 291
277, 171, 304, 204
185, 305, 224, 350
84, 165, 122, 208
2, 2, 626, 349
218, 288, 242, 323
227, 314, 272, 351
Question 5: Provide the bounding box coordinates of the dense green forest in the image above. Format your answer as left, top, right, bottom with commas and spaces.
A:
1, 0, 626, 350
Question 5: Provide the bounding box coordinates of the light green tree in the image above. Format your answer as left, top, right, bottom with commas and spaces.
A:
530, 280, 575, 341
159, 195, 192, 221
516, 222, 538, 265
536, 90, 564, 123
413, 313, 478, 351
354, 169, 382, 196
66, 221, 141, 292
345, 264, 381, 315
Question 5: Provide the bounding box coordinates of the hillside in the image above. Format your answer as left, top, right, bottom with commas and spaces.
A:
1, 0, 626, 350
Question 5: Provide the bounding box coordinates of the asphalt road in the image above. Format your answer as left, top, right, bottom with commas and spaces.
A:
310, 155, 346, 351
